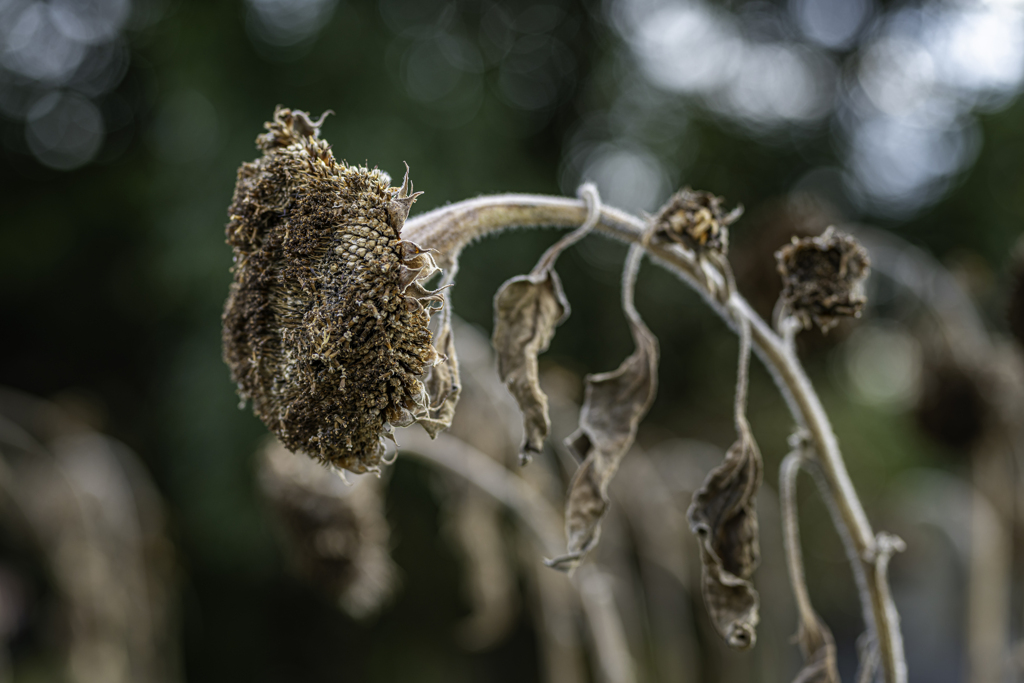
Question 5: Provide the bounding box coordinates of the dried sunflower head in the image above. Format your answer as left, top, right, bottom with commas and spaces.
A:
223, 106, 445, 473
652, 187, 743, 256
775, 227, 870, 333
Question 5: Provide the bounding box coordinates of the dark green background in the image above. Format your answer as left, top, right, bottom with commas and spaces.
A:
1, 0, 1021, 681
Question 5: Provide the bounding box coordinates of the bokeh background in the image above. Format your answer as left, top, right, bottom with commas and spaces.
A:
1, 0, 1023, 681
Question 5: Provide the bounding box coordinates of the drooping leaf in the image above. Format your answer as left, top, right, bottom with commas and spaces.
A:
492, 183, 602, 466
548, 245, 659, 571
793, 615, 839, 683
687, 434, 763, 649
417, 293, 462, 438
492, 271, 570, 463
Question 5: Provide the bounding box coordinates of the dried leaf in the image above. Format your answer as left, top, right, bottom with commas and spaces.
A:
548, 245, 659, 571
492, 270, 570, 463
687, 433, 763, 649
793, 615, 839, 683
417, 298, 462, 438
492, 184, 602, 466
0, 389, 180, 683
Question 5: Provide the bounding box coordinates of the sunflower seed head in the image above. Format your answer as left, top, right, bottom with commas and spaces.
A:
223, 106, 439, 473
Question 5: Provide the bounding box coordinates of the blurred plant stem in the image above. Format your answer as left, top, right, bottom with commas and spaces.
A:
780, 449, 840, 683
399, 430, 636, 683
405, 194, 907, 683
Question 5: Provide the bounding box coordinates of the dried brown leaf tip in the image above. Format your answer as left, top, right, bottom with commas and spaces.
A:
222, 107, 453, 474
688, 313, 762, 649
548, 244, 659, 571
793, 616, 839, 683
493, 184, 600, 465
776, 227, 870, 334
652, 187, 743, 256
259, 438, 398, 619
416, 303, 461, 438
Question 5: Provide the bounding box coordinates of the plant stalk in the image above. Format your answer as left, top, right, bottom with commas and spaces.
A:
398, 430, 636, 683
404, 193, 907, 683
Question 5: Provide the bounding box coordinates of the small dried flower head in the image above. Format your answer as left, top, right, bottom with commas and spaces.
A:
652, 187, 743, 256
223, 106, 442, 473
731, 192, 836, 321
776, 227, 870, 333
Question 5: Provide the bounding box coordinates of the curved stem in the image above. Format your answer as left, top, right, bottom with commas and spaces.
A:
397, 430, 635, 683
404, 193, 906, 683
399, 430, 564, 556
780, 451, 820, 638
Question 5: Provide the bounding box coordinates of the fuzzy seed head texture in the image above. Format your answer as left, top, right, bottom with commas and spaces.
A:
652, 187, 743, 256
775, 227, 870, 333
222, 107, 440, 473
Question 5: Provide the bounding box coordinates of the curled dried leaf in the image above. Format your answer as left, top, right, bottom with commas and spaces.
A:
688, 434, 762, 649
547, 244, 659, 571
652, 187, 743, 256
416, 299, 462, 438
793, 615, 839, 683
493, 271, 570, 464
493, 184, 601, 465
776, 227, 870, 334
688, 309, 763, 649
